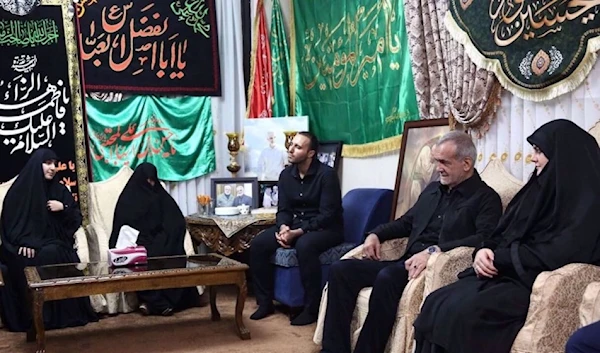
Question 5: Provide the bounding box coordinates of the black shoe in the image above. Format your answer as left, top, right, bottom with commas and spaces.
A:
161, 307, 174, 316
290, 310, 317, 326
250, 305, 274, 320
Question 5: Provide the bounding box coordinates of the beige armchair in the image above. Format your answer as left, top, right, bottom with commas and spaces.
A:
314, 158, 524, 353
0, 176, 91, 328
508, 123, 600, 353
86, 166, 200, 314
0, 175, 89, 263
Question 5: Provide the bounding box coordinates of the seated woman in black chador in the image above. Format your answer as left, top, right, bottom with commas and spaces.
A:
110, 163, 199, 316
413, 119, 600, 353
0, 149, 98, 332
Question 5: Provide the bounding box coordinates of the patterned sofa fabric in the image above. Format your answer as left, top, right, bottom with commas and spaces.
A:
271, 242, 358, 267
511, 264, 600, 353
579, 281, 600, 327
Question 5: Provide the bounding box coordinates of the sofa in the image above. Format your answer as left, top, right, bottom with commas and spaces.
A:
85, 166, 200, 314
0, 175, 90, 327
313, 158, 524, 353
268, 188, 394, 308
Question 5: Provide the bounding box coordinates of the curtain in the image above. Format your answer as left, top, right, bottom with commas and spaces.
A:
475, 62, 600, 182
163, 0, 246, 215
404, 0, 501, 137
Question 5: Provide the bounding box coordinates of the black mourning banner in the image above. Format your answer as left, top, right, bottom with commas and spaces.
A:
77, 0, 222, 96
0, 5, 80, 201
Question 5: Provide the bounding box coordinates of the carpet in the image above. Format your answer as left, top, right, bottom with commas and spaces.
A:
0, 287, 321, 353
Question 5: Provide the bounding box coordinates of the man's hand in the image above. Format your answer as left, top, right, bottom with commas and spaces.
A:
276, 228, 303, 248
473, 248, 497, 278
18, 247, 36, 258
362, 234, 381, 260
47, 200, 64, 212
405, 251, 430, 279
279, 224, 290, 234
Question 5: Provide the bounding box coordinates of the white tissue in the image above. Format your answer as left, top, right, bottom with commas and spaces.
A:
115, 225, 139, 249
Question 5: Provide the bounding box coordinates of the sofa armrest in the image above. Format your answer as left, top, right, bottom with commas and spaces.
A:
340, 238, 408, 261
511, 264, 600, 353
86, 222, 110, 262
74, 227, 89, 264
579, 282, 600, 327
423, 246, 474, 299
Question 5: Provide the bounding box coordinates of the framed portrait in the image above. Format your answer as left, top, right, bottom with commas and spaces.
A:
392, 118, 450, 220
317, 141, 343, 171
258, 180, 279, 209
211, 177, 259, 210
242, 116, 309, 181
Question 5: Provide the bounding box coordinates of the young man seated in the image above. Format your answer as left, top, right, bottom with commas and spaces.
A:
320, 131, 502, 353
250, 131, 344, 326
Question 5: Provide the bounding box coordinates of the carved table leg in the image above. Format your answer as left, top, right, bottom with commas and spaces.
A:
209, 286, 220, 321
32, 289, 46, 353
235, 277, 251, 340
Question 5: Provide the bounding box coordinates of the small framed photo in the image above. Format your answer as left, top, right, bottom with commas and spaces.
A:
317, 140, 343, 171
258, 181, 279, 209
211, 177, 259, 209
392, 118, 450, 220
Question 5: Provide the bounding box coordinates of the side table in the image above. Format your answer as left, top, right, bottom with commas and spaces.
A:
185, 214, 276, 256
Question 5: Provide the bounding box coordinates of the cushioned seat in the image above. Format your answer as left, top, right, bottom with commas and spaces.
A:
272, 242, 358, 268
86, 166, 200, 314
314, 158, 525, 353
269, 188, 394, 308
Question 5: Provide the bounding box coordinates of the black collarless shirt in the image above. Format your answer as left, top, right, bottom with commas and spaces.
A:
276, 159, 343, 232
370, 172, 502, 254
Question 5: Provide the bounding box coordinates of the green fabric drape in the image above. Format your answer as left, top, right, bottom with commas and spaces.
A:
293, 0, 420, 157
270, 0, 291, 117
86, 96, 215, 181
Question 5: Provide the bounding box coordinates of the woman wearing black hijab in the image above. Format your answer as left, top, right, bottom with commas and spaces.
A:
0, 149, 97, 332
110, 163, 199, 316
413, 119, 600, 353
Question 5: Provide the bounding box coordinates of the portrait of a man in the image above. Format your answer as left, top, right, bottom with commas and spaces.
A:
216, 184, 235, 207
257, 131, 287, 181
232, 185, 253, 207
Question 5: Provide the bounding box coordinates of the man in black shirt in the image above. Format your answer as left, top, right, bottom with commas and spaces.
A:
320, 131, 502, 353
250, 131, 343, 326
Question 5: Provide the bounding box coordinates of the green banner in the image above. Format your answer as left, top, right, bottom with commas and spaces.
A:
293, 0, 419, 156
448, 1, 600, 101
270, 0, 291, 117
86, 96, 216, 181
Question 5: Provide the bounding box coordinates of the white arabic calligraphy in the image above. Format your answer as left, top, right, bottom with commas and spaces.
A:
0, 55, 70, 154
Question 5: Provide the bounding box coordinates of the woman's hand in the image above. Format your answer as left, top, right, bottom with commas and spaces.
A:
18, 247, 36, 258
47, 200, 64, 212
473, 248, 498, 278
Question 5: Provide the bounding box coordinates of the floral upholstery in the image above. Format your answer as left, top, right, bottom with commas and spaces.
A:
271, 242, 358, 268
479, 158, 523, 211
86, 166, 200, 314
579, 281, 600, 327
511, 265, 600, 353
314, 159, 525, 353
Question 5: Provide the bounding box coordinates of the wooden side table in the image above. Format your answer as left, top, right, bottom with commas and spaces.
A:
185, 214, 275, 256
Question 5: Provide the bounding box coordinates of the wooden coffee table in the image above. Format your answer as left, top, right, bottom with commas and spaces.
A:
24, 254, 250, 353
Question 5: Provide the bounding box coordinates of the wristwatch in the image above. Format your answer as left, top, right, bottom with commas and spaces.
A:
427, 246, 438, 254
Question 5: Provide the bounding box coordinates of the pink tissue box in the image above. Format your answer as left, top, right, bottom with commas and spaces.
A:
108, 246, 148, 267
